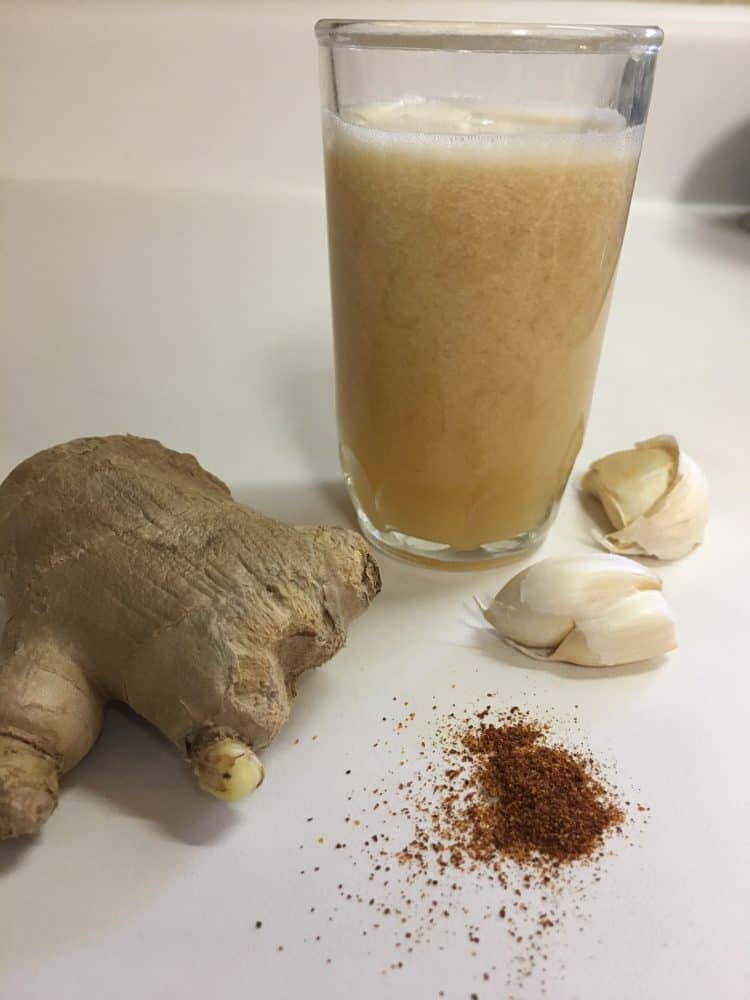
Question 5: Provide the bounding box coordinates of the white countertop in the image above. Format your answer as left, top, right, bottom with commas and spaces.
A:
1, 3, 750, 999
1, 181, 749, 1000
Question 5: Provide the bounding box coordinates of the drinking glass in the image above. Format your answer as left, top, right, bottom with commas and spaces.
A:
316, 20, 662, 567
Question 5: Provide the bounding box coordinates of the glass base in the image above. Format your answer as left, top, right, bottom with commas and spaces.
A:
348, 486, 557, 571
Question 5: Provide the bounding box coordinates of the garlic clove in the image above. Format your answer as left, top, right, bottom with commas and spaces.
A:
481, 569, 574, 650
481, 554, 677, 667
553, 588, 676, 666
582, 437, 677, 529
582, 435, 708, 560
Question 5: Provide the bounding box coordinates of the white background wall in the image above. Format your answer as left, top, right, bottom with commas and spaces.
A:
1, 0, 749, 203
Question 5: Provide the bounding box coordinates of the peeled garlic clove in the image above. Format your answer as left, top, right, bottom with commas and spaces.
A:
481, 554, 676, 667
582, 435, 708, 560
582, 438, 677, 529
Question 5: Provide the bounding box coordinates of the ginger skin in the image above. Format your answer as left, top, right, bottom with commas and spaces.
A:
0, 436, 380, 838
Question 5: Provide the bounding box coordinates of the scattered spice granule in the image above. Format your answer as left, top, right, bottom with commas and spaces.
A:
255, 921, 262, 929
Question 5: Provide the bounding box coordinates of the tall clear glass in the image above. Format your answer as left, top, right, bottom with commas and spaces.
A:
316, 20, 662, 568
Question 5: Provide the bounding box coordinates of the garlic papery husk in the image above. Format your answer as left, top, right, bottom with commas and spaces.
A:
582, 435, 708, 560
480, 554, 677, 667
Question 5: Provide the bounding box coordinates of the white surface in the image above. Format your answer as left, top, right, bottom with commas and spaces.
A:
1, 183, 749, 1000
1, 2, 750, 999
1, 0, 749, 203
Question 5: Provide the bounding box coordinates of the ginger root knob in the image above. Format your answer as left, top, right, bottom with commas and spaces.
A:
0, 736, 60, 838
191, 734, 265, 802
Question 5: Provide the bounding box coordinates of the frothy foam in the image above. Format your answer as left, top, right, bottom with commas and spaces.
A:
325, 99, 642, 161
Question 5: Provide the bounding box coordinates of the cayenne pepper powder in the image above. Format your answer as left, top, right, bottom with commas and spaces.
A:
400, 707, 624, 878
390, 705, 632, 990
318, 700, 643, 995
455, 715, 624, 867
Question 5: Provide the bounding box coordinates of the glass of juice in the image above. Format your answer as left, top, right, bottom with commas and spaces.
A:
316, 20, 662, 568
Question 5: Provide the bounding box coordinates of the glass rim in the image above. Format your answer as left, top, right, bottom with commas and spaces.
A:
315, 19, 663, 55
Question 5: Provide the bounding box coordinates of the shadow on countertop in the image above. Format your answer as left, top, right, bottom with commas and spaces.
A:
680, 118, 750, 207
0, 707, 241, 871
233, 478, 355, 529
63, 704, 243, 847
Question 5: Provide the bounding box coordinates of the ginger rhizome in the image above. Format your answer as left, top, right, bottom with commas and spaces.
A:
0, 436, 380, 838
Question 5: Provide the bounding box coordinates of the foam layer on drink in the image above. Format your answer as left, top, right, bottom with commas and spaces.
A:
327, 98, 642, 159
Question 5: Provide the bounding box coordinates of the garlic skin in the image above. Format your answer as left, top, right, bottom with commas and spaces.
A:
481, 554, 677, 667
582, 435, 708, 560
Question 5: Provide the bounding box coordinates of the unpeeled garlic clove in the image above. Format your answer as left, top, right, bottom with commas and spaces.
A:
480, 554, 677, 667
582, 435, 708, 560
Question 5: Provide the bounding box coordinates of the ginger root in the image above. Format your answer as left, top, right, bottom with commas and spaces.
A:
0, 435, 380, 838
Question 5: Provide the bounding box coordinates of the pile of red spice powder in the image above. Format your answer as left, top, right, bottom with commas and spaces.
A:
291, 699, 646, 996
401, 706, 625, 879
359, 702, 638, 992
